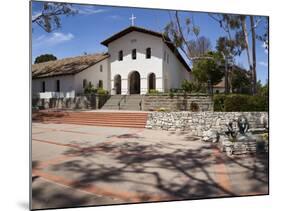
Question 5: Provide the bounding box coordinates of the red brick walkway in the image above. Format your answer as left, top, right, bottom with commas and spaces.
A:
32, 123, 268, 209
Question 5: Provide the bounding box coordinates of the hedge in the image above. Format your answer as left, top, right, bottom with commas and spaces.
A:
214, 94, 268, 111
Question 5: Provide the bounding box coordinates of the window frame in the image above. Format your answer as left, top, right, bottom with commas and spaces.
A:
41, 81, 45, 93
118, 50, 123, 61
146, 47, 151, 59
132, 49, 137, 60
83, 79, 87, 88
56, 80, 60, 92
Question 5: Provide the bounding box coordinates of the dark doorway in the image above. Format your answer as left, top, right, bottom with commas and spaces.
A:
129, 71, 140, 94
148, 73, 156, 91
114, 74, 121, 94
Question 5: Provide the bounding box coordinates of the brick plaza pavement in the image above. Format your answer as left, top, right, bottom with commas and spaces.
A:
31, 123, 268, 210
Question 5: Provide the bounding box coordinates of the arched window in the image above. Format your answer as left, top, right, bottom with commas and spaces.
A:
146, 48, 151, 59
148, 73, 156, 91
118, 50, 123, 61
114, 75, 121, 94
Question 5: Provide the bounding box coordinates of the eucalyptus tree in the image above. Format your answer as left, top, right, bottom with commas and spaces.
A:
192, 51, 225, 86
164, 11, 212, 62
209, 13, 268, 94
32, 2, 77, 32
164, 11, 229, 95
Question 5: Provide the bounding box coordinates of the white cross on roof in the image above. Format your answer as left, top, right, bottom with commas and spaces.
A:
129, 14, 136, 26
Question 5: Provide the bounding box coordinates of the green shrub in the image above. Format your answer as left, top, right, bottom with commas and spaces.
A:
190, 102, 199, 112
224, 95, 251, 111
157, 107, 169, 112
213, 94, 226, 111
84, 82, 97, 94
169, 91, 174, 98
214, 94, 268, 112
181, 80, 193, 93
148, 89, 159, 95
248, 95, 268, 111
181, 80, 207, 93
96, 88, 108, 95
170, 88, 184, 93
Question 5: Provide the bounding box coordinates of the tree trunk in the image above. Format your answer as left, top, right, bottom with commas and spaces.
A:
250, 16, 257, 95
224, 59, 229, 94
241, 17, 252, 71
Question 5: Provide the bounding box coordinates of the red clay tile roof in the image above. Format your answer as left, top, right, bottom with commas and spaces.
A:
32, 53, 109, 79
213, 78, 225, 88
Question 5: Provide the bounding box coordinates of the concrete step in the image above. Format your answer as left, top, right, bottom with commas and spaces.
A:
40, 116, 148, 121
40, 121, 146, 128
42, 120, 146, 126
33, 111, 148, 128
101, 95, 143, 111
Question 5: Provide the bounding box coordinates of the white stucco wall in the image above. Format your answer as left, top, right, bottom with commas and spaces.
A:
32, 58, 109, 98
213, 87, 225, 94
162, 44, 192, 92
108, 31, 164, 94
32, 30, 193, 98
32, 75, 75, 98
74, 58, 110, 93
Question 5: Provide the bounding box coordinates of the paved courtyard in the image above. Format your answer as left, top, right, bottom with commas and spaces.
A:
32, 123, 269, 210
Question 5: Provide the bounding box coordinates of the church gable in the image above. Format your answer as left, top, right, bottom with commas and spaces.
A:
106, 30, 163, 62
101, 26, 163, 47
101, 26, 191, 72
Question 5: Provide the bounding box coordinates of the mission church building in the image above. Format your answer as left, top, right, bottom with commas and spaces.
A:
32, 19, 192, 98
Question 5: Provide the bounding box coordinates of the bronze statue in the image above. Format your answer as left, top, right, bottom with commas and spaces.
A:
237, 115, 249, 134
225, 121, 236, 138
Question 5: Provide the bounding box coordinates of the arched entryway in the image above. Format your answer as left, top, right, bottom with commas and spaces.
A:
148, 73, 156, 91
128, 71, 140, 94
114, 74, 121, 94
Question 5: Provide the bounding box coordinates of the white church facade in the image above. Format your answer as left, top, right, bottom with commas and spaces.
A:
32, 26, 192, 98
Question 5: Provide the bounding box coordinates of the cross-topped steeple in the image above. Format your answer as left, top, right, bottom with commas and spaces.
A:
129, 14, 136, 26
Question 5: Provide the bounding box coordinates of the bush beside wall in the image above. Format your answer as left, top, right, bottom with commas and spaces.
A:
214, 94, 268, 112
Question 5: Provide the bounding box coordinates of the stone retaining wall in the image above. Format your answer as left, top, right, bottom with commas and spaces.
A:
143, 94, 213, 112
145, 112, 268, 137
32, 95, 110, 110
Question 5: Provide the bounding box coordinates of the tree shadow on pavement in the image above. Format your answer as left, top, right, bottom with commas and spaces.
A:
54, 141, 267, 200
33, 139, 269, 208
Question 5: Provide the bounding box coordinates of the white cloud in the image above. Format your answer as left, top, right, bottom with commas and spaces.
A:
262, 42, 268, 54
108, 15, 123, 20
75, 5, 106, 15
34, 32, 74, 47
258, 61, 268, 67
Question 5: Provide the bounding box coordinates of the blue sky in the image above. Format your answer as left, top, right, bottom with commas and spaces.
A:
32, 1, 269, 84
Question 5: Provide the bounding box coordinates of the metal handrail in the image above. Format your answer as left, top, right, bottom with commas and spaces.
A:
139, 94, 144, 111
118, 91, 128, 110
